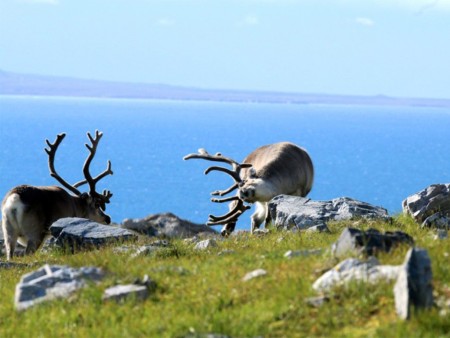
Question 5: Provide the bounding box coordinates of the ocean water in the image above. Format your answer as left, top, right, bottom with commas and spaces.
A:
1, 96, 449, 231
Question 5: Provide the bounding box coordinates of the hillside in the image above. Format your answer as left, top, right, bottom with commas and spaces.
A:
1, 70, 450, 107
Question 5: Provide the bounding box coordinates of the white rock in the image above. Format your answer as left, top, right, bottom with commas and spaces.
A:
243, 269, 267, 282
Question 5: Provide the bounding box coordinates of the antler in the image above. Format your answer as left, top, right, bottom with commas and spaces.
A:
183, 148, 252, 226
45, 133, 83, 196
82, 130, 114, 203
207, 197, 251, 225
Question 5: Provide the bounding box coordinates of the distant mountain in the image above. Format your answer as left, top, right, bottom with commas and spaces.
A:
1, 70, 449, 107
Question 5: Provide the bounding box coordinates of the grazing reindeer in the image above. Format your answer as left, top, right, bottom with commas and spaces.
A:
184, 142, 314, 236
1, 131, 113, 260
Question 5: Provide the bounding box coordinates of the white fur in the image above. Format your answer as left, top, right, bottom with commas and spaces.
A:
2, 193, 27, 258
251, 202, 269, 232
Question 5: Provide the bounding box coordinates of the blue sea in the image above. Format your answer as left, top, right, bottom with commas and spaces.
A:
1, 96, 449, 230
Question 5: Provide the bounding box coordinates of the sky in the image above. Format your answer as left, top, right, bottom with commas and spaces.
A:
1, 0, 450, 99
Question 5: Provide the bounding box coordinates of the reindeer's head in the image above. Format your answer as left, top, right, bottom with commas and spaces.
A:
184, 149, 252, 236
45, 130, 113, 224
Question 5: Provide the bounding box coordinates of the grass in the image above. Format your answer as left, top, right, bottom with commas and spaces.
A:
0, 215, 449, 338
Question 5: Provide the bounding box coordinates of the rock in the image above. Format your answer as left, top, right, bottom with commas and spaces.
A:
394, 248, 434, 320
331, 227, 414, 258
422, 212, 450, 230
50, 218, 138, 252
15, 264, 104, 311
284, 249, 323, 259
122, 212, 218, 239
194, 239, 218, 250
434, 229, 448, 240
1, 262, 30, 269
305, 295, 330, 307
242, 269, 267, 282
103, 274, 156, 303
118, 239, 171, 257
403, 183, 450, 223
313, 257, 400, 292
131, 245, 163, 257
305, 224, 330, 233
268, 195, 390, 231
103, 284, 149, 303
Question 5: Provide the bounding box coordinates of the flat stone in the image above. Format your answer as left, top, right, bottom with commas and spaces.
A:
331, 227, 414, 258
122, 212, 218, 238
103, 284, 149, 303
394, 248, 434, 320
50, 217, 137, 252
15, 264, 104, 311
268, 195, 390, 231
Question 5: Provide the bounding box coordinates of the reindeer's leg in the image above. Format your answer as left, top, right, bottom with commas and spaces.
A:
25, 239, 40, 255
251, 202, 268, 233
23, 227, 46, 256
2, 219, 18, 261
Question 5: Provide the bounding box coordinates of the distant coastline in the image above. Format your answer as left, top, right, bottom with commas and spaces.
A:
1, 69, 450, 108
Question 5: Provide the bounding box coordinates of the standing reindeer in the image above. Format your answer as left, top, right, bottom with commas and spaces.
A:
184, 142, 314, 236
1, 131, 113, 260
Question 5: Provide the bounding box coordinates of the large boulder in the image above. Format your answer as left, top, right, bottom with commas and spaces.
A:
402, 184, 450, 223
50, 217, 138, 252
312, 257, 400, 292
121, 212, 218, 239
268, 195, 390, 230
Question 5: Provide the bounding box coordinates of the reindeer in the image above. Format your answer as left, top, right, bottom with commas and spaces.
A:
1, 131, 113, 260
184, 142, 314, 236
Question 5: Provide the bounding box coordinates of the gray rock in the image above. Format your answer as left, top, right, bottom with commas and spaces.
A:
103, 284, 149, 303
122, 212, 218, 239
331, 227, 414, 258
1, 262, 30, 269
304, 224, 330, 233
15, 264, 104, 311
313, 257, 400, 292
434, 229, 448, 240
103, 274, 157, 303
194, 239, 218, 250
403, 183, 450, 223
422, 212, 450, 230
268, 195, 390, 230
394, 247, 434, 320
131, 244, 166, 258
50, 218, 138, 252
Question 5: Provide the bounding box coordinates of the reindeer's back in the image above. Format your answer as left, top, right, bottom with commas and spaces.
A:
3, 185, 77, 226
